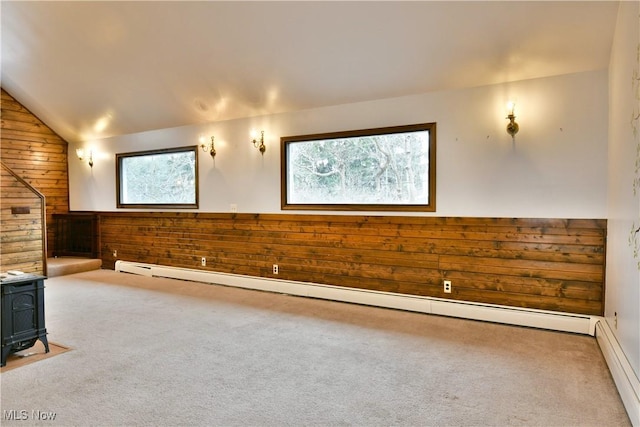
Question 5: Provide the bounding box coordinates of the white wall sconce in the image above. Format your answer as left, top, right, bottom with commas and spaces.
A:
76, 148, 93, 168
506, 101, 520, 139
251, 130, 266, 155
199, 135, 216, 158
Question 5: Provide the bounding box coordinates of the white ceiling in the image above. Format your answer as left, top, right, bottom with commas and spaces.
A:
1, 1, 619, 144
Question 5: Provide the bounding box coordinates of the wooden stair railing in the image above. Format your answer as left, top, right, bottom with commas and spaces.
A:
0, 161, 47, 275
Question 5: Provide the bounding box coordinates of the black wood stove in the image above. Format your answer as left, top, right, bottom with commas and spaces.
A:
1, 274, 49, 367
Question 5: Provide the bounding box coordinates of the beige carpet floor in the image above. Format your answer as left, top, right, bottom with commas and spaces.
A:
0, 269, 630, 426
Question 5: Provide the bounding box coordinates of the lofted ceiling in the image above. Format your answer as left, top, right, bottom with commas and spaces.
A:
1, 1, 619, 144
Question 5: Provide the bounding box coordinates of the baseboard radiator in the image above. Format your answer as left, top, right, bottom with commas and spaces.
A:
115, 260, 599, 335
595, 320, 640, 426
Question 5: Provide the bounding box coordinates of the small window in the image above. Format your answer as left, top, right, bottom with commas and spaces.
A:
281, 123, 436, 211
116, 146, 198, 209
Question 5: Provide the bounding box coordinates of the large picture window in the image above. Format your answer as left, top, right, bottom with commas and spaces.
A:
281, 123, 436, 211
116, 146, 198, 209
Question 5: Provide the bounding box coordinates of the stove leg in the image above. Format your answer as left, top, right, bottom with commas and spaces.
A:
40, 335, 49, 354
1, 346, 11, 367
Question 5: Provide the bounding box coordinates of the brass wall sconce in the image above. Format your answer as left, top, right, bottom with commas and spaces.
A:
76, 148, 93, 168
251, 130, 266, 155
506, 101, 520, 139
199, 135, 216, 158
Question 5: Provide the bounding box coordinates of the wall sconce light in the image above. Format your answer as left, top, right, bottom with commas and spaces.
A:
199, 135, 216, 158
251, 130, 266, 155
76, 148, 93, 168
506, 101, 520, 139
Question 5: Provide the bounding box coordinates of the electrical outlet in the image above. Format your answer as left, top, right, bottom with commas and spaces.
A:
113, 250, 117, 257
230, 204, 238, 213
614, 312, 618, 329
273, 264, 279, 274
443, 280, 452, 293
201, 257, 206, 266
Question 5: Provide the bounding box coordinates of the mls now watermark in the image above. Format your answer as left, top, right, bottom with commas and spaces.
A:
4, 410, 57, 421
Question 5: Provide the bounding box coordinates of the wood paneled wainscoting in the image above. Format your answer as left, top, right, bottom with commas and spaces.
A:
98, 213, 606, 316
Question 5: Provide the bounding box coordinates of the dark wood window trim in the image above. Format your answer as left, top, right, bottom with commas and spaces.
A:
281, 123, 436, 212
116, 146, 199, 209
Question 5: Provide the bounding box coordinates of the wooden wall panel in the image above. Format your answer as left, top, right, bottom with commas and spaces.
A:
1, 89, 69, 257
98, 213, 606, 315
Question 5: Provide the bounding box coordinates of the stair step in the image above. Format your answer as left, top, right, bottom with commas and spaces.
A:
47, 257, 102, 277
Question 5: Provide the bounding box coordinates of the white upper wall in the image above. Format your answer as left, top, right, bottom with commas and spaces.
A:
70, 69, 608, 219
606, 0, 640, 382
